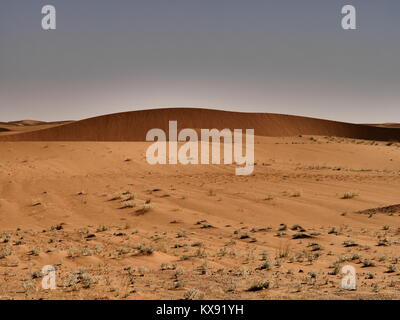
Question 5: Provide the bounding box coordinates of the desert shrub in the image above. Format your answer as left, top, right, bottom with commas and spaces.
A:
341, 192, 358, 199
292, 232, 311, 239
258, 260, 272, 270
247, 280, 270, 292
136, 244, 153, 255
119, 201, 135, 209
386, 264, 397, 273
362, 259, 375, 268
343, 240, 358, 247
136, 202, 151, 214
183, 288, 204, 300
96, 225, 108, 232
0, 246, 12, 259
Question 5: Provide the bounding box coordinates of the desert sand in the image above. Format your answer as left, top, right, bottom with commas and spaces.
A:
0, 108, 400, 300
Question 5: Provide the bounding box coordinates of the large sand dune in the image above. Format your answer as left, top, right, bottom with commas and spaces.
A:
1, 108, 400, 141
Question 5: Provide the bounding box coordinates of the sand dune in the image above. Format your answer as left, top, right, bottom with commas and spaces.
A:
0, 120, 72, 126
366, 123, 400, 129
0, 121, 74, 136
1, 108, 400, 141
7, 120, 47, 126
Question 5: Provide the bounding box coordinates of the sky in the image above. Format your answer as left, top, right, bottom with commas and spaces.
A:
0, 0, 399, 123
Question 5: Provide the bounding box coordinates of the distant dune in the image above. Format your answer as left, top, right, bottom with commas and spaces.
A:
365, 123, 400, 129
7, 120, 47, 126
0, 120, 74, 136
0, 108, 399, 141
0, 120, 73, 127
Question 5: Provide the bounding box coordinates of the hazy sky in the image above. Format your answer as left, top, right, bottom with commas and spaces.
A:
0, 0, 399, 123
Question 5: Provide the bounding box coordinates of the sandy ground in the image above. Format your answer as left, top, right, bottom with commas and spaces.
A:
0, 134, 399, 300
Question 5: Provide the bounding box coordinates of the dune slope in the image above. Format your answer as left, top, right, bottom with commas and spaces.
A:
1, 108, 400, 141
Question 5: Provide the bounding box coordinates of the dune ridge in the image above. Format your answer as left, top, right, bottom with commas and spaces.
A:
1, 108, 399, 141
365, 123, 400, 129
